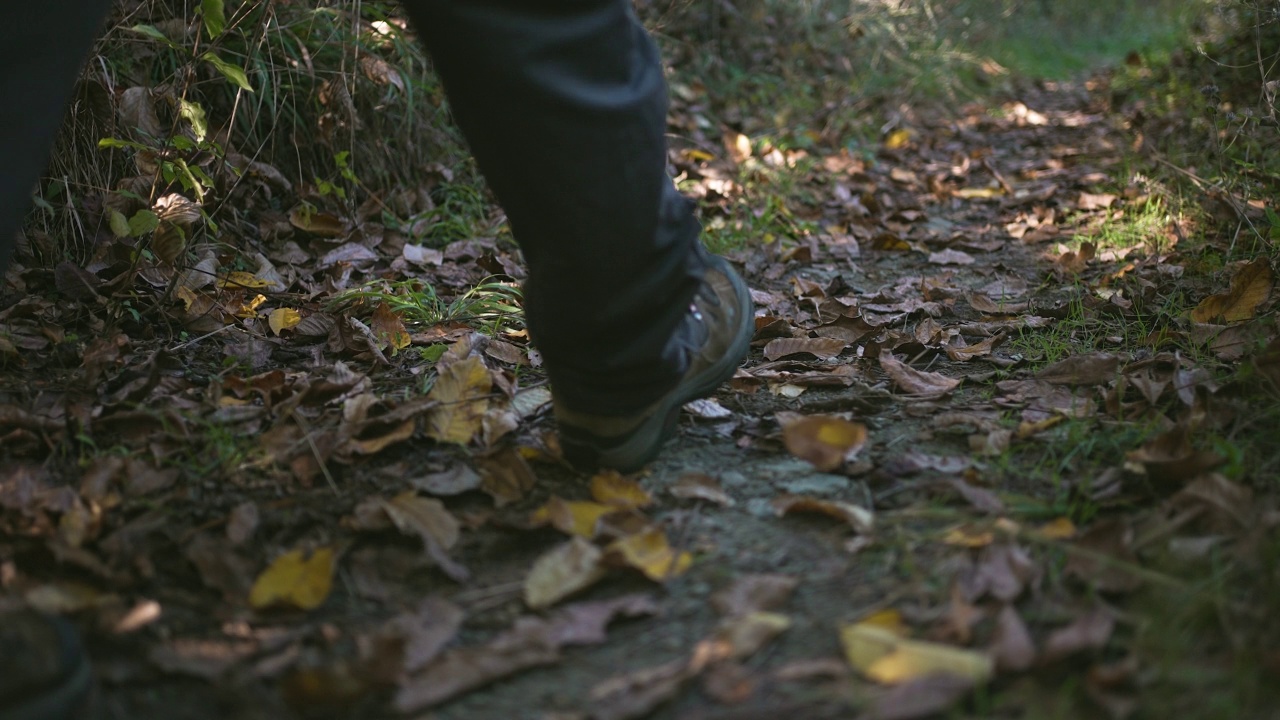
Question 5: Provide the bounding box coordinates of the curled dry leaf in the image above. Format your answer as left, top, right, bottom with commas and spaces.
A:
762, 336, 848, 361
772, 495, 874, 534
780, 414, 868, 471
1124, 425, 1223, 484
669, 472, 735, 506
370, 302, 411, 352
248, 547, 335, 611
945, 333, 1006, 362
710, 574, 798, 617
840, 621, 994, 685
524, 537, 608, 610
879, 350, 961, 397
268, 307, 302, 335
1189, 257, 1273, 323
424, 356, 492, 445
1037, 352, 1121, 386
1041, 607, 1115, 663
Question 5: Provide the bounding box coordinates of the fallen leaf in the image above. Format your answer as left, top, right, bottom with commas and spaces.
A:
879, 350, 961, 397
780, 414, 868, 471
543, 594, 659, 646
524, 537, 608, 610
588, 657, 694, 720
381, 491, 459, 550
1063, 519, 1142, 593
773, 495, 874, 534
1037, 352, 1121, 385
762, 337, 848, 361
372, 597, 464, 674
370, 302, 411, 352
531, 497, 614, 538
840, 621, 994, 684
249, 547, 335, 611
928, 249, 975, 266
715, 611, 792, 659
424, 356, 492, 445
710, 574, 798, 617
869, 673, 976, 720
269, 307, 302, 335
477, 448, 537, 507
1189, 257, 1273, 323
1124, 425, 1223, 484
947, 478, 1004, 513
411, 464, 482, 496
669, 473, 735, 506
1041, 607, 1114, 663
226, 501, 259, 545
990, 605, 1037, 672
289, 207, 347, 237
606, 527, 692, 581
590, 471, 653, 510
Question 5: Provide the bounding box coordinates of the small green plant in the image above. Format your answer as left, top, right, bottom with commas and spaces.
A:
328, 277, 524, 335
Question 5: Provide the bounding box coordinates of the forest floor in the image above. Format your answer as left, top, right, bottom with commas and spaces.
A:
4, 13, 1280, 720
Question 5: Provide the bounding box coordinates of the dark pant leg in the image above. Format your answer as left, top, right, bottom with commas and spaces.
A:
399, 0, 710, 415
0, 2, 112, 275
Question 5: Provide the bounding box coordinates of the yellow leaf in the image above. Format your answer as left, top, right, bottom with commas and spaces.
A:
1190, 257, 1273, 323
607, 527, 692, 582
860, 609, 908, 635
589, 471, 653, 509
524, 537, 607, 609
1035, 517, 1077, 540
953, 186, 1003, 199
781, 415, 868, 471
884, 128, 914, 150
218, 271, 270, 289
683, 148, 715, 163
530, 497, 613, 538
840, 622, 994, 685
249, 547, 335, 610
234, 293, 267, 318
269, 307, 302, 335
288, 206, 347, 237
942, 524, 995, 548
424, 357, 492, 444
175, 286, 198, 312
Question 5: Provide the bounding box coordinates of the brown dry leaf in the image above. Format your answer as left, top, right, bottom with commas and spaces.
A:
942, 525, 995, 548
945, 333, 1005, 362
590, 471, 653, 509
1042, 607, 1115, 663
530, 497, 614, 538
869, 673, 976, 720
1190, 257, 1273, 323
762, 336, 847, 361
410, 464, 482, 496
714, 611, 791, 659
1055, 241, 1095, 274
370, 302, 411, 352
947, 478, 1004, 514
879, 350, 961, 397
1063, 518, 1142, 593
375, 597, 465, 675
606, 527, 692, 581
772, 495, 874, 534
248, 547, 335, 611
226, 501, 259, 546
380, 491, 468, 582
840, 621, 994, 685
394, 617, 559, 713
288, 206, 347, 237
990, 605, 1037, 672
1124, 426, 1223, 484
928, 249, 976, 266
1037, 352, 1121, 386
780, 414, 868, 471
669, 473, 735, 506
710, 574, 799, 617
524, 537, 608, 610
1171, 472, 1254, 531
543, 594, 659, 647
477, 448, 537, 507
701, 660, 755, 705
424, 356, 492, 445
588, 657, 694, 720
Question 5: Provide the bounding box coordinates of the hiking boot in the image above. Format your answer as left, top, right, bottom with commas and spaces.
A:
0, 611, 94, 720
555, 254, 753, 472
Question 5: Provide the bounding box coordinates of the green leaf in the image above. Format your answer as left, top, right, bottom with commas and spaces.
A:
170, 135, 197, 152
200, 0, 226, 39
109, 210, 131, 238
97, 137, 148, 151
201, 52, 253, 92
128, 210, 160, 237
130, 24, 178, 49
178, 99, 208, 142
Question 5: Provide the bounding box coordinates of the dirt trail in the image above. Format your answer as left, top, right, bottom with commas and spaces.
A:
3, 72, 1276, 720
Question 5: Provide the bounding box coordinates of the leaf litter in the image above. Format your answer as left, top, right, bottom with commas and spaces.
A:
3, 26, 1280, 720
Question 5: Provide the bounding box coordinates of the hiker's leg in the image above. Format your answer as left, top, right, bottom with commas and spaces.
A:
0, 2, 111, 274
399, 0, 712, 415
